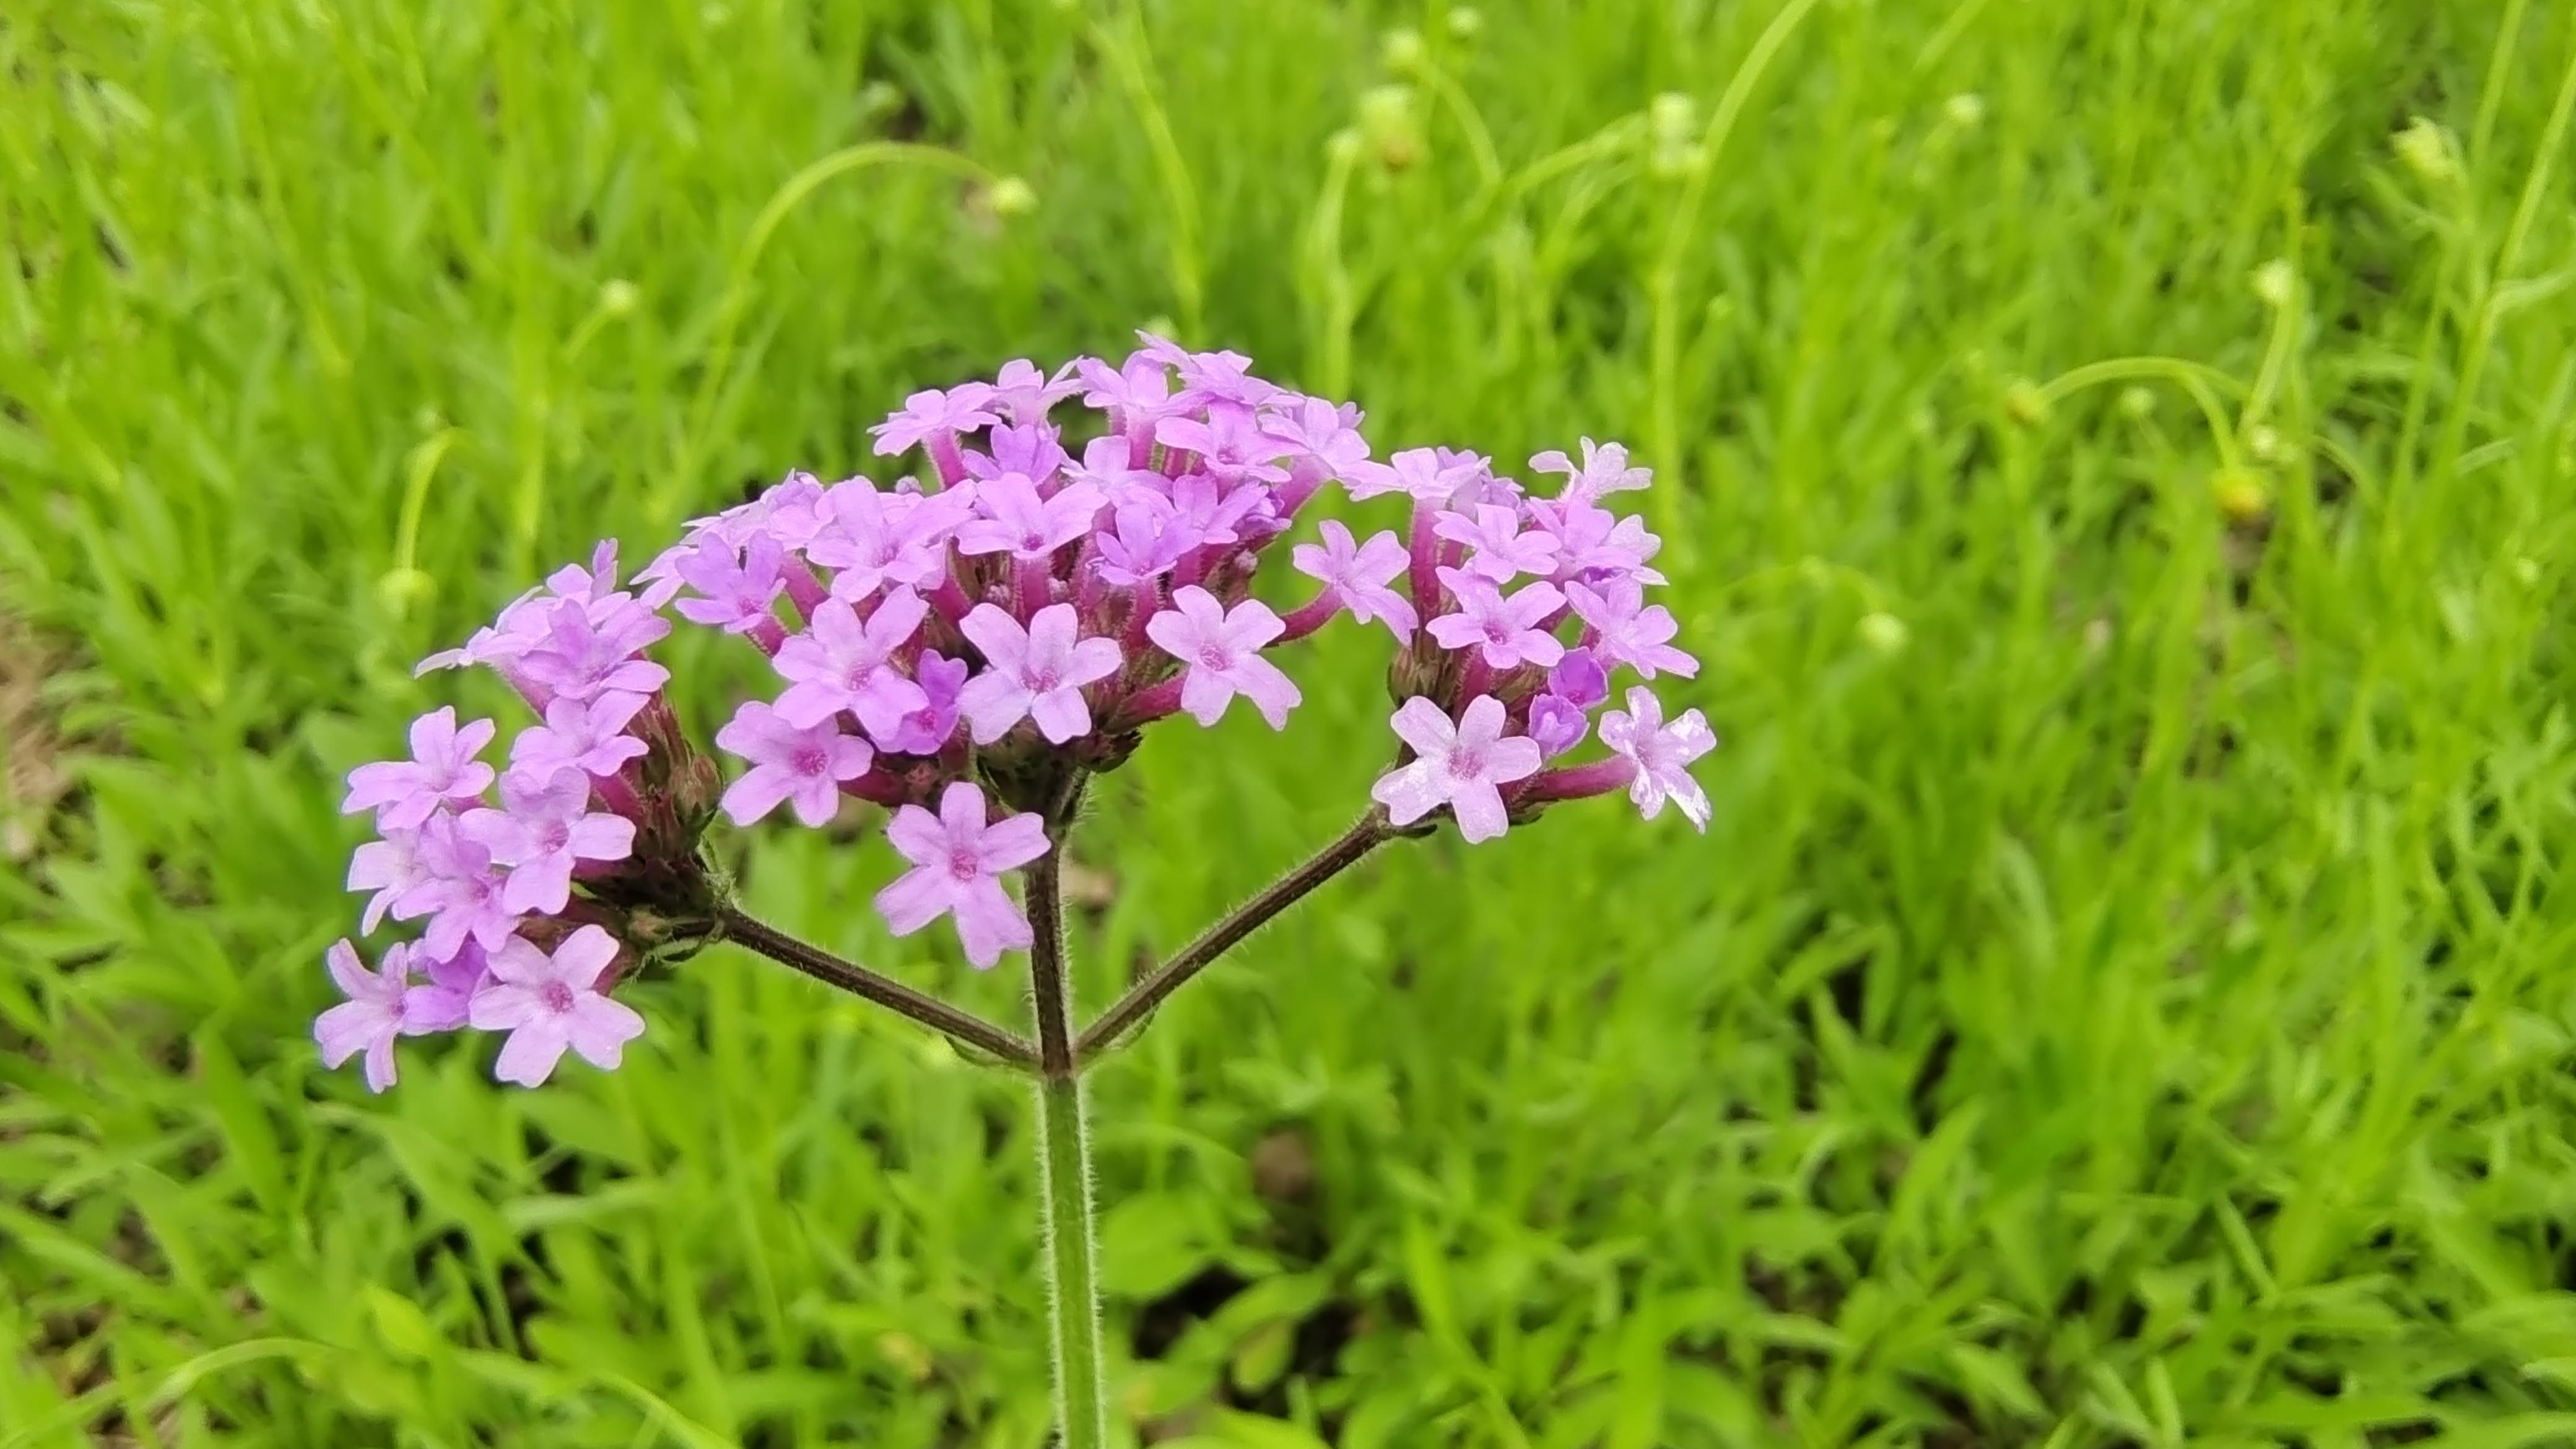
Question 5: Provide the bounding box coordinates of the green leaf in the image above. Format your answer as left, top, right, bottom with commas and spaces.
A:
1230, 1318, 1295, 1396
363, 1285, 440, 1364
1099, 1189, 1214, 1301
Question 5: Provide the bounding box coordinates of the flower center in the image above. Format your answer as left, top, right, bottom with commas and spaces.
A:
1022, 531, 1049, 553
1484, 620, 1513, 645
540, 980, 577, 1014
792, 746, 830, 777
538, 820, 571, 853
1445, 747, 1486, 781
1025, 666, 1061, 693
946, 848, 981, 882
1197, 644, 1231, 671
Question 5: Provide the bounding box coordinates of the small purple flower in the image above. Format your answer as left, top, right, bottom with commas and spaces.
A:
957, 603, 1123, 744
772, 592, 931, 741
1566, 578, 1698, 679
402, 939, 490, 1033
468, 925, 646, 1087
315, 939, 417, 1093
1434, 503, 1562, 583
1427, 571, 1567, 670
1154, 336, 1281, 409
342, 707, 498, 830
1144, 586, 1300, 728
869, 385, 1001, 457
885, 651, 968, 755
873, 782, 1051, 968
1076, 352, 1175, 420
1525, 695, 1590, 757
1598, 686, 1716, 830
1550, 647, 1612, 710
955, 474, 1105, 560
1093, 498, 1199, 588
1290, 522, 1417, 640
715, 701, 875, 828
1166, 474, 1266, 550
1260, 396, 1372, 482
1344, 446, 1482, 506
1530, 438, 1651, 505
518, 596, 674, 702
964, 423, 1074, 487
1531, 500, 1666, 585
1155, 405, 1291, 485
510, 690, 651, 781
462, 768, 638, 916
1369, 695, 1544, 844
347, 826, 431, 933
807, 481, 969, 601
988, 358, 1082, 425
399, 818, 521, 961
1066, 435, 1165, 505
672, 531, 786, 635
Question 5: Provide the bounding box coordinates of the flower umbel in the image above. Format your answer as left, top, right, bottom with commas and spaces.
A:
322, 332, 1705, 1115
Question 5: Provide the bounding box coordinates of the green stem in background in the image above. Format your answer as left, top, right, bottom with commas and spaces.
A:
1077, 809, 1393, 1061
1023, 816, 1108, 1449
661, 141, 998, 523
714, 906, 1037, 1068
1647, 0, 1827, 537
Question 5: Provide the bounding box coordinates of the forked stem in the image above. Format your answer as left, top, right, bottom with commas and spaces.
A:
1076, 809, 1391, 1060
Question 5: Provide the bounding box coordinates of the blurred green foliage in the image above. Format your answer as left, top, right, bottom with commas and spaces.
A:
6, 0, 2576, 1445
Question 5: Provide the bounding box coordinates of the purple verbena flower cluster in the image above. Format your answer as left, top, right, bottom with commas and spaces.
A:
320, 334, 1710, 1092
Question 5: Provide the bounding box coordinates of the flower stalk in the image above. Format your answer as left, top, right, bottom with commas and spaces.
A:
320, 335, 1713, 1446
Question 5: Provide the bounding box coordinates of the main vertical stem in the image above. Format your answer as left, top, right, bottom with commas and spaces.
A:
1025, 796, 1107, 1449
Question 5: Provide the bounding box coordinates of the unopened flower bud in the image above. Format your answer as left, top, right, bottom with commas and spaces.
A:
2393, 116, 2461, 187
1360, 85, 1424, 171
2210, 464, 2270, 524
599, 279, 640, 317
1382, 27, 1425, 74
2251, 258, 2294, 310
2118, 386, 2157, 421
1858, 612, 1909, 656
985, 176, 1037, 219
2003, 378, 2050, 428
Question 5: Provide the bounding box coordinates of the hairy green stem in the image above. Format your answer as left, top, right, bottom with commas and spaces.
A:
1026, 786, 1107, 1448
715, 906, 1036, 1068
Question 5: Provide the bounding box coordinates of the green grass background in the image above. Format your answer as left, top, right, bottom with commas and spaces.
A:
7, 0, 2576, 1444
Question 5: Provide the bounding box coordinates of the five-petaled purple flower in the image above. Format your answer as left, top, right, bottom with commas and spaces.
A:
463, 768, 638, 916
469, 926, 647, 1087
957, 604, 1123, 744
772, 592, 930, 741
1427, 571, 1567, 670
315, 939, 425, 1093
343, 707, 497, 830
716, 702, 875, 827
1598, 686, 1717, 831
956, 475, 1105, 560
874, 783, 1052, 968
511, 690, 652, 781
1145, 587, 1301, 728
1370, 696, 1544, 844
1291, 522, 1417, 640
870, 385, 1002, 457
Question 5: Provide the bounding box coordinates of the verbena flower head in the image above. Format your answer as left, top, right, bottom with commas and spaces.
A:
323, 333, 1708, 1091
